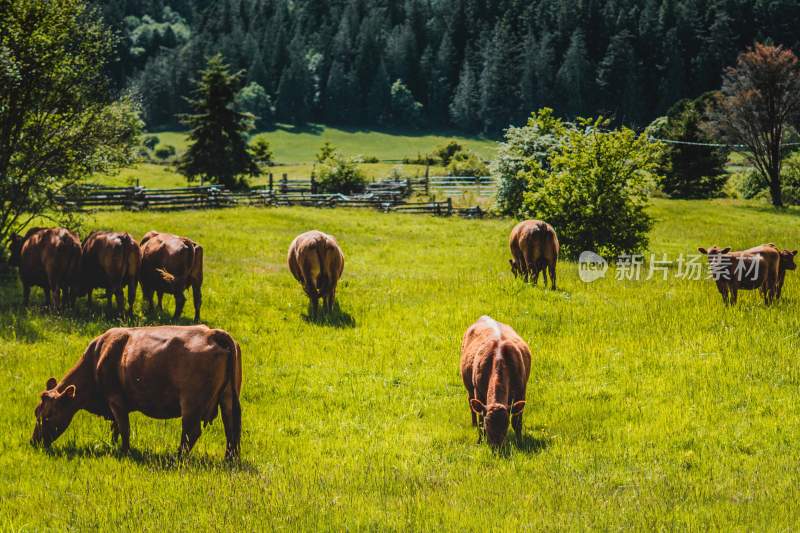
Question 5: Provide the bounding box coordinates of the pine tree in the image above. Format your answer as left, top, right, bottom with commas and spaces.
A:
449, 55, 481, 132
275, 36, 311, 124
556, 29, 593, 118
324, 60, 357, 124
177, 54, 258, 188
366, 59, 391, 124
478, 19, 520, 134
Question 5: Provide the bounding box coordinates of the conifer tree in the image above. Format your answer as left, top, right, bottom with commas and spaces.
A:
177, 54, 258, 188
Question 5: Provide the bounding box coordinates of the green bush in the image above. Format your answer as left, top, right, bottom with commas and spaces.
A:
435, 141, 464, 165
520, 117, 664, 258
154, 144, 176, 160
447, 150, 488, 177
142, 135, 159, 150
492, 108, 570, 217
647, 95, 728, 198
316, 155, 367, 194
250, 138, 274, 167
316, 141, 337, 163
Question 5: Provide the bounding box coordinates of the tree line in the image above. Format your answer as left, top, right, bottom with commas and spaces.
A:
104, 0, 800, 134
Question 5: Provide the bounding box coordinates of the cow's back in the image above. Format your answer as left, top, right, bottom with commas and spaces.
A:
288, 230, 344, 287
140, 232, 195, 285
20, 228, 81, 287
97, 326, 235, 419
461, 316, 530, 392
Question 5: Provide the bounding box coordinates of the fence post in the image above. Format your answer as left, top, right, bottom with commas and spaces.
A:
447, 197, 453, 216
310, 174, 317, 194
268, 173, 273, 193
280, 173, 288, 194
425, 174, 430, 196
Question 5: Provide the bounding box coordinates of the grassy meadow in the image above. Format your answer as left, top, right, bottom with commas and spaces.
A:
1, 199, 800, 529
151, 124, 498, 162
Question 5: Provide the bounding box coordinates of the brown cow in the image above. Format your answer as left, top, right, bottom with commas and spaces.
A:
509, 220, 559, 289
756, 244, 797, 300
80, 231, 141, 314
698, 245, 781, 305
8, 227, 81, 309
139, 231, 203, 322
31, 325, 242, 459
288, 230, 344, 315
460, 316, 531, 447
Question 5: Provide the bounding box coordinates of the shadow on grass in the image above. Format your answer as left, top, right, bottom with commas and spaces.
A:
0, 270, 209, 343
302, 302, 356, 328
41, 442, 258, 473
730, 203, 800, 217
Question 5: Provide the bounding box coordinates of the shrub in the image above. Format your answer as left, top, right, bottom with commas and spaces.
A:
647, 95, 728, 198
235, 82, 274, 129
316, 155, 367, 194
390, 79, 423, 127
492, 108, 570, 217
435, 141, 464, 165
142, 135, 159, 150
520, 117, 664, 258
447, 150, 488, 177
250, 138, 274, 167
154, 144, 176, 161
316, 141, 337, 163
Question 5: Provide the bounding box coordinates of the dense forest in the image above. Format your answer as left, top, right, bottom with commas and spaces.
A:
98, 0, 800, 134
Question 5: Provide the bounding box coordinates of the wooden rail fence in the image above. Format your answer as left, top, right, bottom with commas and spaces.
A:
56, 176, 488, 218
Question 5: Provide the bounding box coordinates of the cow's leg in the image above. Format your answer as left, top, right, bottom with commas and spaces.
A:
549, 262, 557, 290
192, 283, 202, 322
304, 283, 319, 316
43, 287, 51, 307
127, 279, 137, 316
105, 289, 113, 312
220, 390, 240, 460
51, 283, 61, 311
730, 285, 738, 305
531, 266, 540, 286
541, 265, 548, 287
173, 290, 187, 320
142, 286, 154, 312
108, 399, 130, 453
111, 420, 119, 444
86, 288, 93, 307
22, 284, 30, 306
115, 287, 125, 314
179, 415, 202, 456
157, 291, 164, 311
512, 409, 524, 436
467, 394, 477, 427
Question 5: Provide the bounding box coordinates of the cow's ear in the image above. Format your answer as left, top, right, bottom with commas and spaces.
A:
469, 399, 486, 414
698, 248, 708, 255
511, 401, 526, 415
721, 247, 731, 254
59, 385, 76, 400
46, 378, 57, 390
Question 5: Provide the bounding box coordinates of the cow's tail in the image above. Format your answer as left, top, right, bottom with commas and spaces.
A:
315, 243, 330, 295
213, 330, 241, 459
155, 267, 177, 285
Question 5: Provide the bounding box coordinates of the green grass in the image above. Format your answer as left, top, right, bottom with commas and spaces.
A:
150, 124, 497, 163
1, 199, 800, 529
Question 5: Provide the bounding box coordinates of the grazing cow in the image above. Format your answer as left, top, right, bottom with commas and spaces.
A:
460, 316, 531, 447
80, 231, 141, 314
509, 220, 559, 289
776, 248, 798, 299
288, 230, 344, 315
698, 245, 780, 305
139, 231, 203, 322
757, 244, 797, 300
8, 227, 81, 309
31, 325, 242, 459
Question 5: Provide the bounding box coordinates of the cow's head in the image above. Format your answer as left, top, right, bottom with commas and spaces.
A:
470, 399, 526, 447
31, 378, 79, 447
8, 233, 24, 266
780, 249, 798, 271
698, 246, 731, 256
509, 259, 520, 277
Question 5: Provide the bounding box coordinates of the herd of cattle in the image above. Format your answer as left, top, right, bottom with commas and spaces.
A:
5, 218, 797, 457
